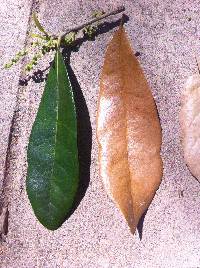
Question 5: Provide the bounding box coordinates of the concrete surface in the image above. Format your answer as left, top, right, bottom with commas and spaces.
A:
0, 0, 200, 267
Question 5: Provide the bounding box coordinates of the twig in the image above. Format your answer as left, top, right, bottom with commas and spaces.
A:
54, 5, 125, 39
4, 6, 126, 71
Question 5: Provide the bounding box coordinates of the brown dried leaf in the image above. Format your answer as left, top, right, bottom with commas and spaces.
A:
97, 26, 163, 234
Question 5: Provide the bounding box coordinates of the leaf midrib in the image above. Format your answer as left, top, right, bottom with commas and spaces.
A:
118, 30, 135, 219
47, 51, 60, 211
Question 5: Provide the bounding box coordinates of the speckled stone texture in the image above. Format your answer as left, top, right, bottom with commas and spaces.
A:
0, 1, 200, 267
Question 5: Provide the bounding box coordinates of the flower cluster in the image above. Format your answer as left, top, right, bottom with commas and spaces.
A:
83, 25, 97, 38
4, 50, 27, 69
4, 10, 105, 72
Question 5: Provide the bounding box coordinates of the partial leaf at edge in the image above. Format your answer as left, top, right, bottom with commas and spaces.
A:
27, 50, 79, 230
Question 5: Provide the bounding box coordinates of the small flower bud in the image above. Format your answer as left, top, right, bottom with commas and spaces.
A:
4, 62, 13, 68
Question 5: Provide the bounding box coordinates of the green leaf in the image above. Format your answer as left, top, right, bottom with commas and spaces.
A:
27, 51, 79, 230
33, 12, 49, 37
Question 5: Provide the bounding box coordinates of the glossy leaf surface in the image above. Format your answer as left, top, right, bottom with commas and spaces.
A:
27, 51, 78, 230
97, 27, 163, 234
